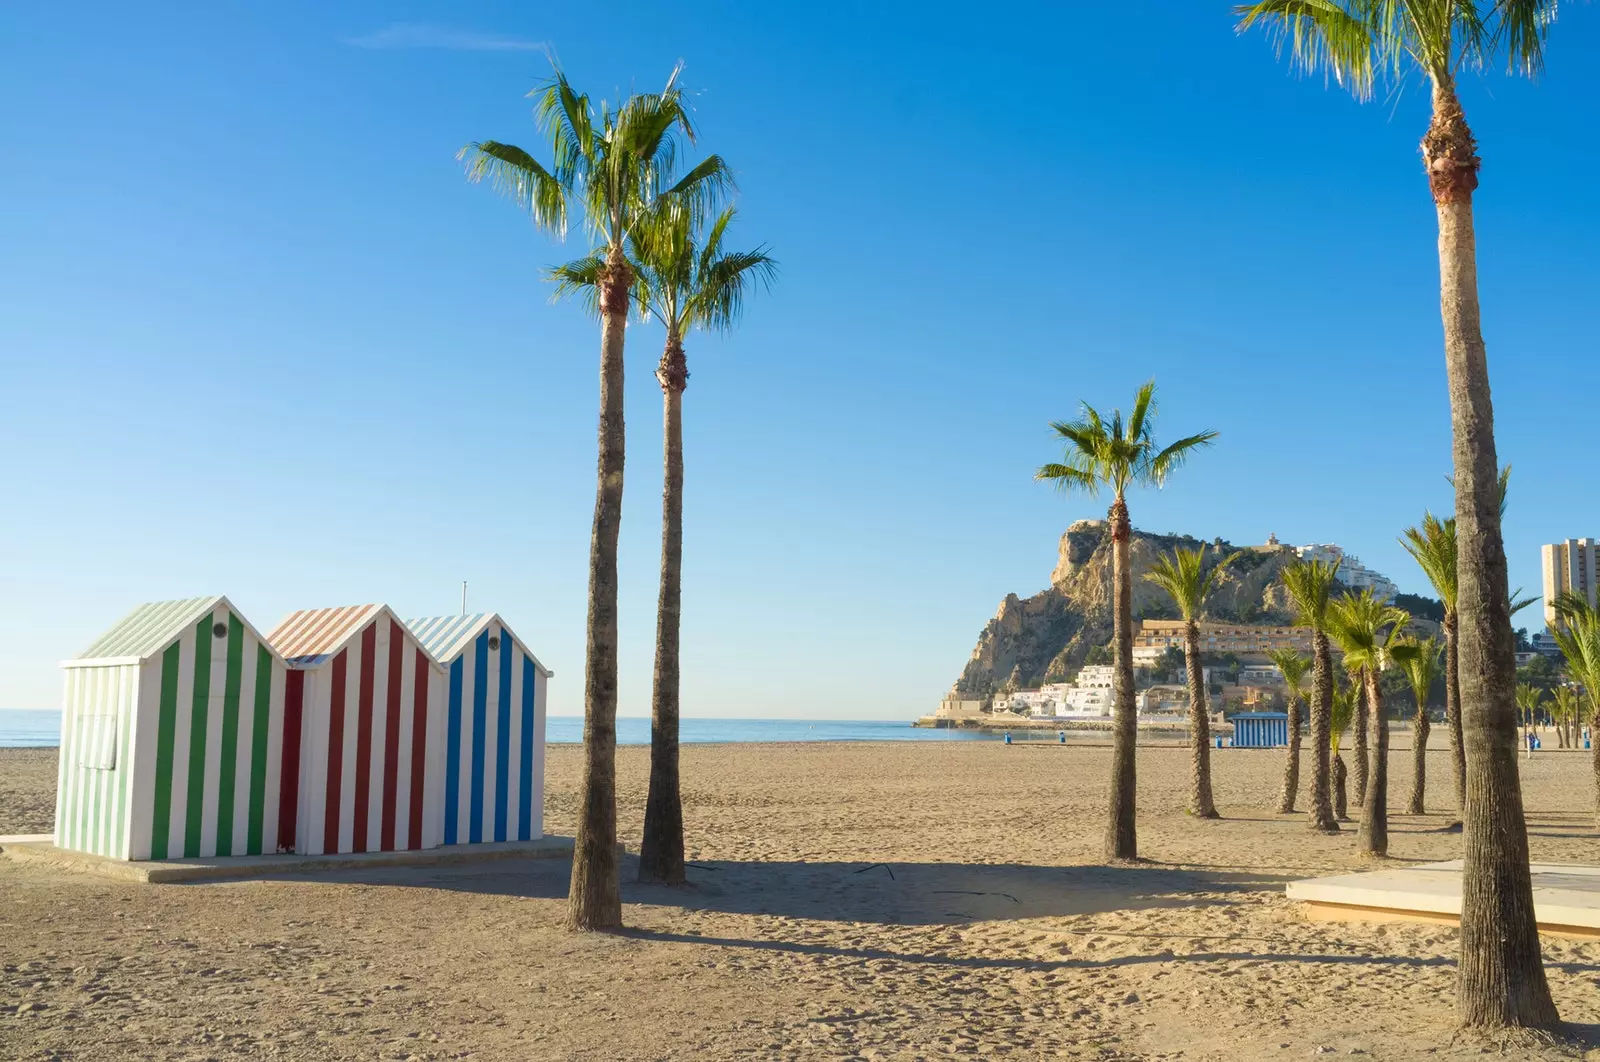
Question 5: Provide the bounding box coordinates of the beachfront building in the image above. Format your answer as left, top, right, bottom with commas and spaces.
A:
1133, 620, 1312, 664
1294, 543, 1399, 601
1542, 538, 1600, 628
407, 614, 551, 845
266, 605, 446, 856
56, 596, 296, 861
1238, 663, 1283, 685
996, 669, 1115, 718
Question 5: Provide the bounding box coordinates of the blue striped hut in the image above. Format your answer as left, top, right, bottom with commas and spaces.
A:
406, 614, 551, 845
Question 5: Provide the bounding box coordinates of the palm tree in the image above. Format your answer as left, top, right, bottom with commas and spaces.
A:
1551, 685, 1578, 749
461, 65, 730, 931
1329, 592, 1409, 856
1553, 592, 1600, 825
1269, 648, 1311, 813
1330, 680, 1356, 822
1401, 513, 1464, 810
1281, 559, 1342, 832
1037, 381, 1216, 859
1145, 547, 1237, 818
1236, 0, 1565, 1029
1393, 637, 1442, 814
1515, 684, 1544, 741
1350, 657, 1370, 812
627, 204, 774, 885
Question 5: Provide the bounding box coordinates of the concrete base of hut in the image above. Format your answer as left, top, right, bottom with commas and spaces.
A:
1287, 859, 1600, 939
0, 835, 587, 884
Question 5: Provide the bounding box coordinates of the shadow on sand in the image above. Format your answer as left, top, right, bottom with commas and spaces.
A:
245, 855, 1292, 926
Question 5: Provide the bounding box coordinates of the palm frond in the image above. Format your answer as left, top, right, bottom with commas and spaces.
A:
457, 140, 568, 237
1399, 511, 1458, 610
1146, 430, 1220, 486
545, 253, 610, 319
1235, 0, 1380, 99
1035, 463, 1100, 495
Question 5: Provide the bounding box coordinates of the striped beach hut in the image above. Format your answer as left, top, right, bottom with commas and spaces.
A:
57, 596, 294, 861
407, 614, 551, 846
267, 605, 445, 856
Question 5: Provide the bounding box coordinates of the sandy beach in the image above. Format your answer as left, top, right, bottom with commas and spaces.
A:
4, 739, 1600, 1060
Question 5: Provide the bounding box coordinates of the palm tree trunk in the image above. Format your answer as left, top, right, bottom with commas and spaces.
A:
1408, 706, 1429, 815
639, 332, 688, 885
1591, 703, 1600, 829
1332, 753, 1348, 822
566, 251, 631, 932
1277, 695, 1301, 814
1185, 620, 1217, 818
1105, 496, 1138, 860
1307, 632, 1338, 832
1358, 669, 1389, 857
1444, 611, 1466, 812
1352, 673, 1370, 812
1427, 77, 1558, 1030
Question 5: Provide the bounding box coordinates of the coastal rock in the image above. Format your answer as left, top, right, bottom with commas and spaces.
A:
951, 522, 1300, 699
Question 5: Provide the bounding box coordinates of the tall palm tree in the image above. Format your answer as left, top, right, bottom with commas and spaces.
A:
1393, 637, 1442, 814
1401, 513, 1463, 810
461, 65, 730, 931
1144, 547, 1237, 818
1350, 657, 1370, 812
1330, 680, 1356, 822
1330, 592, 1411, 857
1236, 0, 1565, 1028
1037, 381, 1216, 859
1269, 648, 1311, 813
1281, 559, 1342, 832
624, 204, 774, 885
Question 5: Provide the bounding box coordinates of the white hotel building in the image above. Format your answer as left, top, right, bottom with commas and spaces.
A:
993, 665, 1117, 718
1294, 543, 1399, 601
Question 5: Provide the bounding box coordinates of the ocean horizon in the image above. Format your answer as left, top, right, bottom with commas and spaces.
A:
0, 709, 1034, 748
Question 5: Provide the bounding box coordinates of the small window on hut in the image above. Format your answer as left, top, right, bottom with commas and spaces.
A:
75, 708, 119, 770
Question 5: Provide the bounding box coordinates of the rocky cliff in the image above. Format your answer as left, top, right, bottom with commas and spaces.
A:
951, 521, 1301, 698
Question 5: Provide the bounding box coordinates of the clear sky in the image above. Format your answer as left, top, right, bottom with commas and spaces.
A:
2, 2, 1597, 720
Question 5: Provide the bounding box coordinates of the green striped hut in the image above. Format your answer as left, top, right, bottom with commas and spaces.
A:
57, 596, 296, 861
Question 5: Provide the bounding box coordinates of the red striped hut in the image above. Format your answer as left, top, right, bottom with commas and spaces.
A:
266, 605, 445, 855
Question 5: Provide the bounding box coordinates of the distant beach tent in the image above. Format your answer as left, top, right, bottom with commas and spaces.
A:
57, 596, 295, 861
407, 614, 551, 845
1232, 711, 1288, 748
267, 605, 445, 856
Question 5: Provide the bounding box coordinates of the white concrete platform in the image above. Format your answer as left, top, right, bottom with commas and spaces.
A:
0, 835, 580, 884
1288, 860, 1600, 939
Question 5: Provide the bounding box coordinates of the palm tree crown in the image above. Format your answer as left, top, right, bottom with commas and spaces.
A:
1144, 548, 1235, 621
459, 64, 732, 255
1234, 1, 1555, 99
1281, 558, 1342, 631
1393, 636, 1442, 711
1401, 513, 1458, 612
1328, 590, 1410, 674
1035, 381, 1216, 500
1269, 648, 1310, 702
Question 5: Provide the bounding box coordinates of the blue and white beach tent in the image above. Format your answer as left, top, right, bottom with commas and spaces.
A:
1231, 712, 1288, 749
406, 614, 551, 845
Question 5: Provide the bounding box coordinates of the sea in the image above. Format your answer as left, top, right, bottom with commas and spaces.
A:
0, 710, 1065, 748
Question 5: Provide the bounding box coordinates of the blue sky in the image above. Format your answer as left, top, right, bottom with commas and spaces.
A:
2, 2, 1597, 719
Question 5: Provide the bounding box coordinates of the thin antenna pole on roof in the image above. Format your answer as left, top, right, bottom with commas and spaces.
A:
461, 581, 467, 616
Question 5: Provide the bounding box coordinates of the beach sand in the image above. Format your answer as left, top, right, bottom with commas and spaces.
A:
3, 738, 1599, 1060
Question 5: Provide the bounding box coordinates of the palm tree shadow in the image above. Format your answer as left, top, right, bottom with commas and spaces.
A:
258, 856, 1294, 927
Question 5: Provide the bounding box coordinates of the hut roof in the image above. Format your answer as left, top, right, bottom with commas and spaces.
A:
71, 595, 285, 668
407, 613, 552, 678
267, 604, 387, 667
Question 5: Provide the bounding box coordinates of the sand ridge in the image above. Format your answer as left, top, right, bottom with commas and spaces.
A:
3, 739, 1599, 1060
